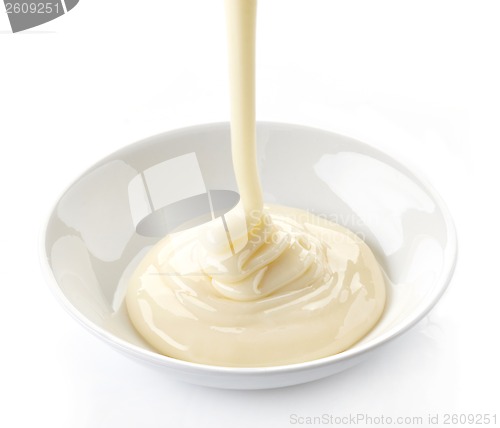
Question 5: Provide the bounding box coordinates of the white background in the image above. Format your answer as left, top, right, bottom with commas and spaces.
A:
1, 1, 499, 427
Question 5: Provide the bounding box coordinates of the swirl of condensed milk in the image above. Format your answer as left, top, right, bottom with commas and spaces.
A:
126, 0, 386, 366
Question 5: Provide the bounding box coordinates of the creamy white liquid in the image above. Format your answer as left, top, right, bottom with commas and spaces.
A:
126, 0, 386, 367
225, 0, 263, 224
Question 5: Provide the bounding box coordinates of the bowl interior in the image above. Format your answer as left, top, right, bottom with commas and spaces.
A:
44, 122, 456, 367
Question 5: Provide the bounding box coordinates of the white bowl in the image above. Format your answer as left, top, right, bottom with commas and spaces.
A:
42, 122, 457, 389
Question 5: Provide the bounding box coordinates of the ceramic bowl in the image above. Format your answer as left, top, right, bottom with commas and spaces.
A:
42, 122, 457, 389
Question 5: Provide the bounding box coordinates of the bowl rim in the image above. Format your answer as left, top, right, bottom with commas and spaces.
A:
40, 121, 458, 375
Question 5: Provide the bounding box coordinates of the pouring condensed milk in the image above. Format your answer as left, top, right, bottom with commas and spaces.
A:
126, 0, 386, 367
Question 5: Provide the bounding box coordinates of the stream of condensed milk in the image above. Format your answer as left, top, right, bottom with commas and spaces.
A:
126, 0, 386, 367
